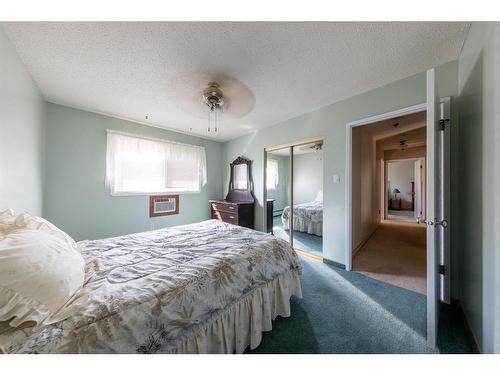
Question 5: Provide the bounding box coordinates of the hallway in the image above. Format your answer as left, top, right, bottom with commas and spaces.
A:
352, 221, 427, 294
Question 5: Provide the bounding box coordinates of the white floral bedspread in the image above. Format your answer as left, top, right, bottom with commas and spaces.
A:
282, 201, 323, 236
3, 220, 301, 354
282, 201, 323, 223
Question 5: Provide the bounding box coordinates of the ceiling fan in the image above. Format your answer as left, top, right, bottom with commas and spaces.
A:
299, 141, 323, 152
166, 72, 256, 134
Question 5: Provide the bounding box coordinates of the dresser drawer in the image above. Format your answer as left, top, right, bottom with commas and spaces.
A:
210, 201, 238, 213
212, 210, 239, 225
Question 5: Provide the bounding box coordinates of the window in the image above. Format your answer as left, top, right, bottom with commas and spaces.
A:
106, 131, 207, 195
266, 159, 279, 190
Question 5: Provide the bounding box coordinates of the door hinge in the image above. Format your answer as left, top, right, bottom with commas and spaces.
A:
435, 219, 448, 228
439, 118, 450, 131
439, 265, 445, 275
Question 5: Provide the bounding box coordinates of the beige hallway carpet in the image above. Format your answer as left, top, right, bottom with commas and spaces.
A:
352, 221, 427, 295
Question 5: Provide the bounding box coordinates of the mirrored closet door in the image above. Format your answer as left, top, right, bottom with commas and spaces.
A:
291, 141, 323, 256
265, 139, 323, 256
265, 147, 291, 245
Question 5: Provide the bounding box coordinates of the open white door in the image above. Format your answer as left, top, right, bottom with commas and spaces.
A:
426, 70, 450, 348
426, 69, 440, 348
440, 97, 451, 305
414, 159, 422, 222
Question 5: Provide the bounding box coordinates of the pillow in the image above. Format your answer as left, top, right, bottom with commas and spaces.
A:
0, 228, 85, 327
314, 190, 323, 202
0, 211, 77, 250
0, 208, 14, 219
0, 209, 15, 233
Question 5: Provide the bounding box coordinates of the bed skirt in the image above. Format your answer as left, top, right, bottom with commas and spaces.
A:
165, 269, 302, 354
283, 216, 322, 236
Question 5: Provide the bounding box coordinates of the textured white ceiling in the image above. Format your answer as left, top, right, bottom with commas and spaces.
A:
377, 126, 426, 151
357, 111, 426, 151
2, 22, 469, 141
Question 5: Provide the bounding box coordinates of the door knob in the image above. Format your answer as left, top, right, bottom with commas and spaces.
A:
424, 219, 434, 226
417, 216, 434, 225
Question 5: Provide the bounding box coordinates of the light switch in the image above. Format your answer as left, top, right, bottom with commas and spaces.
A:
333, 174, 340, 184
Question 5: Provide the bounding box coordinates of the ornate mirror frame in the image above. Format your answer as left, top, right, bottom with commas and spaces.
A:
225, 156, 255, 203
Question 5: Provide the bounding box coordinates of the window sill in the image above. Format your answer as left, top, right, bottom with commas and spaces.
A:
109, 190, 201, 197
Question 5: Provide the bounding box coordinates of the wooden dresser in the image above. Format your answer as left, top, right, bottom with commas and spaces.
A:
210, 200, 254, 229
389, 198, 402, 210
266, 199, 274, 234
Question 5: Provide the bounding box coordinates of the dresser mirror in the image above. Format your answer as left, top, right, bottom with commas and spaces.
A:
233, 163, 248, 190
225, 156, 254, 203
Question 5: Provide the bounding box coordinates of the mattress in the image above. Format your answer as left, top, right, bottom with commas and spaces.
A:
1, 220, 301, 354
282, 201, 323, 236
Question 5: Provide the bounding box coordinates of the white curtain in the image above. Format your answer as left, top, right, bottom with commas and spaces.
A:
106, 131, 207, 195
266, 159, 279, 190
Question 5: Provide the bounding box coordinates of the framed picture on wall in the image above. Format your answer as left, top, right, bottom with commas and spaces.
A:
149, 195, 179, 217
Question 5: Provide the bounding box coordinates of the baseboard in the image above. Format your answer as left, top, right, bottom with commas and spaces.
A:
452, 298, 481, 354
323, 258, 346, 270
294, 248, 323, 261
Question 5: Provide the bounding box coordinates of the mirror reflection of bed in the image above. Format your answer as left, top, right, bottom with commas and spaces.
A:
265, 140, 323, 257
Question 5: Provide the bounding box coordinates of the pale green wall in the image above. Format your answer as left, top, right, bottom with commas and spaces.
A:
223, 61, 459, 267
457, 22, 500, 354
43, 103, 224, 241
0, 27, 45, 215
293, 152, 323, 205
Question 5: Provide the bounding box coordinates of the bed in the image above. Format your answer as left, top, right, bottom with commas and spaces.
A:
282, 201, 323, 236
1, 219, 301, 354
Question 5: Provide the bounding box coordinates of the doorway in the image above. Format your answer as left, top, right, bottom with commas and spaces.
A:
264, 138, 324, 258
386, 158, 425, 223
349, 110, 428, 295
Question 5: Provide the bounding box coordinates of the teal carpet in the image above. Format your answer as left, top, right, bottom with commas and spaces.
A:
246, 256, 472, 354
273, 216, 323, 256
